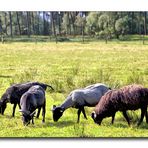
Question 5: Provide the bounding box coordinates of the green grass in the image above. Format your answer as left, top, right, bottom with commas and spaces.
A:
0, 40, 148, 137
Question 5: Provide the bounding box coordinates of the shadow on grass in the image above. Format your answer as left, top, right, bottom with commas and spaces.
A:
135, 123, 148, 130
0, 75, 12, 78
3, 114, 21, 120
109, 119, 148, 129
48, 120, 75, 128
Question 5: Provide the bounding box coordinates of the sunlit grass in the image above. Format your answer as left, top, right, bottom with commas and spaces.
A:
0, 40, 148, 137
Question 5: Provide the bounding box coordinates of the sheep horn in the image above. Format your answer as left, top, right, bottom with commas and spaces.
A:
30, 110, 36, 117
51, 105, 56, 111
19, 109, 23, 112
91, 111, 97, 119
19, 109, 30, 115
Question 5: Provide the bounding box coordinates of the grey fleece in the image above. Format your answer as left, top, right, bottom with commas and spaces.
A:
61, 83, 110, 109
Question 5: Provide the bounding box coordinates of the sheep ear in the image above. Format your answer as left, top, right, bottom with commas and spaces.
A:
51, 105, 56, 111
7, 94, 11, 99
53, 105, 56, 108
91, 111, 97, 119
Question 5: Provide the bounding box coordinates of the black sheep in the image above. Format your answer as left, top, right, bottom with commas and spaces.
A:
19, 85, 46, 125
91, 84, 148, 126
0, 81, 53, 117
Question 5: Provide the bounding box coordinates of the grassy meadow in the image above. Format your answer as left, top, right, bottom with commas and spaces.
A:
0, 38, 148, 137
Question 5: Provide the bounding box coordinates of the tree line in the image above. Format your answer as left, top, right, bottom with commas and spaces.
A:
0, 12, 147, 42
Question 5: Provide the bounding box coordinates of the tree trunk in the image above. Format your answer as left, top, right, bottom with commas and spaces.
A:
143, 12, 147, 45
70, 12, 76, 36
31, 12, 35, 35
58, 12, 61, 36
26, 12, 31, 37
43, 11, 46, 35
16, 12, 21, 35
37, 12, 40, 35
131, 12, 134, 34
51, 12, 57, 43
9, 12, 13, 37
68, 12, 71, 35
4, 12, 8, 35
82, 25, 84, 43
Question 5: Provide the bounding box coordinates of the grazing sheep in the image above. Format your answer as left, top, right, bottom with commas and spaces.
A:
19, 85, 46, 126
91, 84, 148, 126
52, 83, 111, 123
0, 81, 53, 117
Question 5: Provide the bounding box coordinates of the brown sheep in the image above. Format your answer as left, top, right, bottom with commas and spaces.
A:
91, 84, 148, 126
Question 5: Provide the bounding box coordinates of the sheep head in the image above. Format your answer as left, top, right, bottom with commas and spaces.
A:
91, 111, 103, 125
51, 105, 64, 122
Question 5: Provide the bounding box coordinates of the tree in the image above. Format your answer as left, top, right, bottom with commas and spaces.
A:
98, 14, 110, 43
51, 12, 57, 43
26, 12, 31, 37
85, 12, 100, 36
9, 12, 13, 37
69, 12, 77, 36
142, 12, 147, 44
62, 12, 70, 35
75, 12, 86, 42
115, 16, 129, 39
16, 12, 21, 35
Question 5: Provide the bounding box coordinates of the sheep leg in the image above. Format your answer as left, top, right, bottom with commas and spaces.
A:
145, 110, 148, 124
42, 103, 46, 123
122, 111, 130, 126
12, 103, 17, 117
137, 107, 146, 126
18, 103, 21, 109
32, 117, 34, 124
77, 108, 82, 123
81, 107, 87, 120
36, 107, 41, 118
111, 113, 116, 124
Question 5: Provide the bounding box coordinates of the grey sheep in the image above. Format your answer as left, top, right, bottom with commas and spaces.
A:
52, 83, 111, 123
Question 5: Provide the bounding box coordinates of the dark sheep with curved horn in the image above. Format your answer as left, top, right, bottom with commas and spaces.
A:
0, 81, 53, 117
91, 84, 148, 126
19, 85, 46, 126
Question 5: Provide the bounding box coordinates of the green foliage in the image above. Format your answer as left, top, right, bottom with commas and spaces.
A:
0, 11, 148, 43
75, 13, 86, 27
115, 16, 129, 37
98, 14, 109, 29
85, 12, 100, 35
61, 13, 70, 34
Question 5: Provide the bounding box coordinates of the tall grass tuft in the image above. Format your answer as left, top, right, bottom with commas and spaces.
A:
9, 68, 38, 85
50, 78, 65, 93
108, 80, 123, 89
79, 68, 112, 88
71, 65, 79, 76
126, 71, 144, 85
73, 123, 89, 137
65, 75, 75, 90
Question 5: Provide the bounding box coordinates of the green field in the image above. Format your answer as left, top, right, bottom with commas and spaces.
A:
0, 40, 148, 137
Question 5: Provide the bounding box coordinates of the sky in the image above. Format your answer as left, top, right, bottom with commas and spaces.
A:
0, 0, 148, 11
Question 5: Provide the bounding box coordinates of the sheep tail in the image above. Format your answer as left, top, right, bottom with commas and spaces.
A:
46, 84, 54, 91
